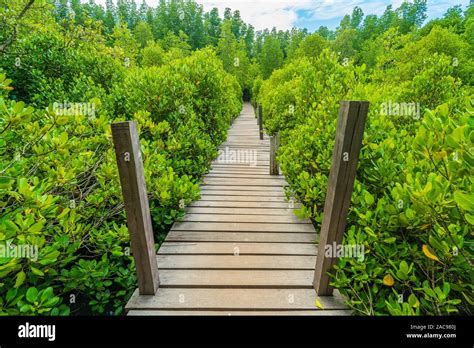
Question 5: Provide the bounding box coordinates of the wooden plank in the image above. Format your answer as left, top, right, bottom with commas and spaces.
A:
189, 201, 296, 208
204, 173, 284, 179
208, 172, 272, 177
156, 269, 314, 288
200, 190, 284, 197
186, 207, 297, 215
166, 232, 316, 243
179, 214, 309, 224
211, 164, 269, 170
201, 186, 284, 192
218, 145, 269, 149
171, 222, 315, 232
199, 194, 288, 201
209, 169, 271, 174
126, 288, 348, 310
128, 309, 352, 316
158, 242, 316, 255
202, 178, 286, 186
111, 121, 159, 295
314, 101, 369, 296
211, 161, 269, 167
157, 255, 316, 270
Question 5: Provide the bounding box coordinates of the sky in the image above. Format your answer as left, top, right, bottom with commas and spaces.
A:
91, 0, 471, 31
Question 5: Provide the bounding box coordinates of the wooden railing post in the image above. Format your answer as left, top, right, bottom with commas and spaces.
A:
111, 121, 159, 295
270, 133, 280, 175
258, 105, 263, 140
313, 101, 369, 296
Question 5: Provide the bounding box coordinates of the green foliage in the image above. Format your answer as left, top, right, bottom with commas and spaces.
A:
293, 33, 328, 61
217, 21, 258, 93
134, 21, 154, 48
0, 20, 241, 316
140, 41, 165, 67
258, 43, 473, 316
260, 36, 284, 79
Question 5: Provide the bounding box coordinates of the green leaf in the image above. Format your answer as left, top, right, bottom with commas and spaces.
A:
443, 282, 450, 296
28, 221, 44, 233
14, 271, 26, 288
454, 191, 474, 212
12, 101, 25, 114
6, 288, 18, 302
400, 261, 409, 274
364, 191, 375, 206
26, 287, 38, 303
4, 220, 19, 233
19, 304, 31, 313
43, 297, 60, 308
40, 287, 54, 303
446, 135, 459, 149
465, 214, 474, 225
408, 294, 419, 308
30, 266, 44, 276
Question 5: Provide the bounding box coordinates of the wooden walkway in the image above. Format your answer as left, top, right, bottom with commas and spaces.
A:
126, 103, 350, 315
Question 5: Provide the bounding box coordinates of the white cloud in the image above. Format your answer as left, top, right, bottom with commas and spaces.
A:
86, 0, 473, 31
197, 0, 313, 31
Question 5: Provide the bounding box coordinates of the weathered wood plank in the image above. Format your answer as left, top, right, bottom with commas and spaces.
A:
171, 222, 315, 232
201, 186, 284, 192
157, 255, 316, 269
128, 309, 352, 316
179, 214, 309, 224
199, 194, 288, 201
189, 201, 296, 208
211, 164, 269, 170
126, 288, 348, 310
186, 207, 297, 215
156, 270, 314, 288
158, 242, 316, 255
209, 169, 271, 175
204, 173, 284, 179
202, 178, 286, 186
200, 190, 285, 197
166, 231, 316, 243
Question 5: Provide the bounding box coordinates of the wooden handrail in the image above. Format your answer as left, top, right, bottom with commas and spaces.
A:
313, 101, 369, 296
270, 133, 280, 175
111, 121, 160, 295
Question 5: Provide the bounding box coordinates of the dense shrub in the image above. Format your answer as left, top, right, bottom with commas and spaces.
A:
258, 49, 473, 315
0, 44, 241, 315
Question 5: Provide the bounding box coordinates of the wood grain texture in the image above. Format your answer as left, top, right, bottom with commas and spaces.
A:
111, 121, 159, 295
313, 101, 369, 295
128, 309, 352, 316
158, 242, 316, 255
166, 231, 317, 243
126, 288, 347, 310
153, 270, 314, 288
270, 133, 280, 175
156, 255, 316, 270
